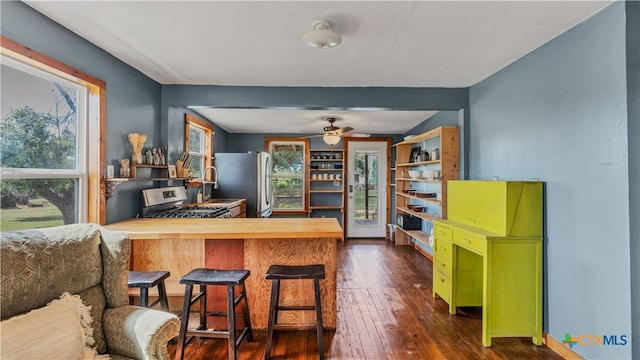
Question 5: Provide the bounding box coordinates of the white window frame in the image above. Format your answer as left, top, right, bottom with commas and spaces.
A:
184, 114, 213, 180
1, 54, 89, 223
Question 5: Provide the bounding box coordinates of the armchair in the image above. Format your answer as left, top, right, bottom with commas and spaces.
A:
1, 223, 180, 360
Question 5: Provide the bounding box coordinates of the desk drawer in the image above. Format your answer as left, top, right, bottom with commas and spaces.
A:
434, 237, 452, 259
434, 253, 452, 277
433, 270, 451, 303
453, 230, 486, 255
434, 224, 453, 241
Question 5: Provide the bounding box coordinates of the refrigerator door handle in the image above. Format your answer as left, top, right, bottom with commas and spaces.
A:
265, 156, 271, 206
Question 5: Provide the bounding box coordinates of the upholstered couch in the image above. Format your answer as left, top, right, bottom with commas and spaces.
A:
1, 223, 180, 360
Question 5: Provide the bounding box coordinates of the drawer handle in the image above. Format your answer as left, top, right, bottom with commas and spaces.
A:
462, 238, 471, 244
439, 262, 445, 268
441, 278, 445, 283
438, 231, 446, 235
439, 246, 446, 252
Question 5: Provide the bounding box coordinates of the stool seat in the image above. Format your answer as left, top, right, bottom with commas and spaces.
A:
266, 264, 325, 280
180, 268, 250, 286
128, 270, 170, 311
128, 270, 170, 287
175, 268, 253, 360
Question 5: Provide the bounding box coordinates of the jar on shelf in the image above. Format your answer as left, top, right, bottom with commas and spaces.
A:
431, 148, 440, 160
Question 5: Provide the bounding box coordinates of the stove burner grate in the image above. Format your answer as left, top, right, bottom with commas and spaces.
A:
150, 206, 232, 219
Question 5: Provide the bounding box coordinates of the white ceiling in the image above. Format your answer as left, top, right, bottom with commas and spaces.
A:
24, 0, 611, 135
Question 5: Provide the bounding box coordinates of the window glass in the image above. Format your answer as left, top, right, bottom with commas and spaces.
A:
189, 127, 203, 153
1, 55, 87, 231
268, 140, 307, 211
184, 114, 212, 180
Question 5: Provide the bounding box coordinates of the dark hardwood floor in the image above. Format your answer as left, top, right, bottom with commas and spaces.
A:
167, 239, 562, 360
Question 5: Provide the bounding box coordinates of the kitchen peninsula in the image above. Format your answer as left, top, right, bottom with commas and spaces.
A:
104, 217, 342, 329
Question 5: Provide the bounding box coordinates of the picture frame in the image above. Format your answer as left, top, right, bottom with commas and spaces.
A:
168, 165, 177, 178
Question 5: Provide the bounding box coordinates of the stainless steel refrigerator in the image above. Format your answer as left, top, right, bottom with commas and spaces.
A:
209, 152, 272, 217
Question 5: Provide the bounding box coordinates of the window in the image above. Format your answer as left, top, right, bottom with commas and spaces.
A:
184, 114, 213, 180
266, 138, 309, 213
1, 37, 105, 229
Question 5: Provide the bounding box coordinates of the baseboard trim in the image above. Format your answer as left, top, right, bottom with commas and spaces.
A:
413, 243, 433, 262
544, 333, 584, 359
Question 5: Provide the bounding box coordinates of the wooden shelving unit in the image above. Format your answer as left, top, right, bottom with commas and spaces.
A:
308, 149, 344, 226
392, 126, 459, 248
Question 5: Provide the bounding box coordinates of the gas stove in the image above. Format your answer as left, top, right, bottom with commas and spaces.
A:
150, 205, 232, 219
140, 186, 232, 219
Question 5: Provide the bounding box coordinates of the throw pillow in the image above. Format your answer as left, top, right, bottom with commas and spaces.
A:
0, 292, 110, 360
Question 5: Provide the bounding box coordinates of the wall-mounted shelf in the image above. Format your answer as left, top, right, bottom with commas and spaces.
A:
103, 163, 190, 199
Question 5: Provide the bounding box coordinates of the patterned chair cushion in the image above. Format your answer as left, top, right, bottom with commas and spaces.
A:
1, 224, 103, 319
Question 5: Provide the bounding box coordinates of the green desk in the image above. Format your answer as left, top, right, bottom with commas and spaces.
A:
432, 181, 543, 347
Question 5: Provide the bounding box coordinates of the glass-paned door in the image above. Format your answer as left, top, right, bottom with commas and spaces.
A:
347, 141, 387, 237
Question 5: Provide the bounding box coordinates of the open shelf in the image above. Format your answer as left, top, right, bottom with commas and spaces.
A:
397, 207, 441, 221
396, 192, 441, 205
395, 227, 431, 249
396, 177, 441, 183
310, 189, 343, 193
396, 160, 441, 167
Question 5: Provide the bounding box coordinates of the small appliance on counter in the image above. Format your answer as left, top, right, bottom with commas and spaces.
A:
397, 214, 422, 230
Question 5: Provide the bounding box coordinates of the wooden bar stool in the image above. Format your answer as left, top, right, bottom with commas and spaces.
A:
175, 268, 253, 360
264, 264, 325, 360
127, 270, 170, 311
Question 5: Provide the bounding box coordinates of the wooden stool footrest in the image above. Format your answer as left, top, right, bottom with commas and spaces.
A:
273, 323, 319, 331
277, 305, 316, 311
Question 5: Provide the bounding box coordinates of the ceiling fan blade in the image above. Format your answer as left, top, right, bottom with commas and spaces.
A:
343, 133, 371, 138
335, 126, 353, 135
298, 134, 324, 139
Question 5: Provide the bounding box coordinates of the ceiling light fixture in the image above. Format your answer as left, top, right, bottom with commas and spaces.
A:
301, 20, 342, 49
323, 134, 342, 146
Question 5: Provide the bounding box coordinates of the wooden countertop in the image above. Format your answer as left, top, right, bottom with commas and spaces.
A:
104, 217, 343, 240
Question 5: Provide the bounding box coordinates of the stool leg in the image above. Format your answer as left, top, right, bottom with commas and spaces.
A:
265, 279, 280, 360
227, 285, 237, 360
176, 284, 194, 360
199, 284, 207, 330
273, 280, 281, 325
314, 278, 324, 360
239, 282, 253, 342
158, 280, 169, 312
140, 287, 149, 308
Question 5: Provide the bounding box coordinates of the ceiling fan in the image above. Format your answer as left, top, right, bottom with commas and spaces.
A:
302, 117, 370, 145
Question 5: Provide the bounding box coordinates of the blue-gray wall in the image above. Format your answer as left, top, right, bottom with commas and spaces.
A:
469, 2, 634, 358
1, 1, 162, 223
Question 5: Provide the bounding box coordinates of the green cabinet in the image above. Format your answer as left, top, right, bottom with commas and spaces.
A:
433, 180, 543, 347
